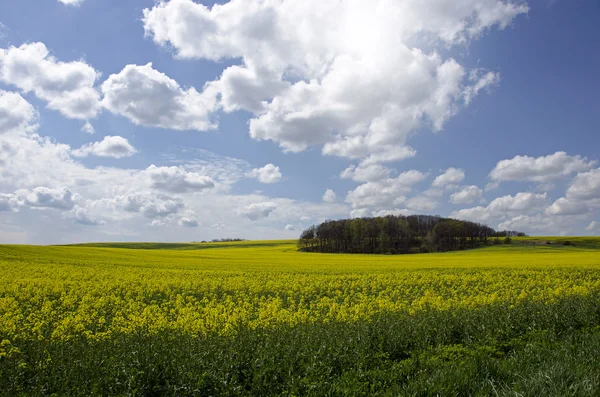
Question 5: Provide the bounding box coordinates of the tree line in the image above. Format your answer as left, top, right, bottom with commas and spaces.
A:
298, 215, 526, 254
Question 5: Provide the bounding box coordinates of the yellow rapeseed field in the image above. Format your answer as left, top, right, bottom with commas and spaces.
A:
2, 238, 599, 343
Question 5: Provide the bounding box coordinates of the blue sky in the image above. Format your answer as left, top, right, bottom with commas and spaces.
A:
0, 0, 599, 244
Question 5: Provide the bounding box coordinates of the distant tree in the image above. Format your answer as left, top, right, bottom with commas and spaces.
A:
297, 214, 519, 255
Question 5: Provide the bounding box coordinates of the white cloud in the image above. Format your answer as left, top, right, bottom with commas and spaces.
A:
545, 197, 589, 216
81, 121, 95, 134
145, 165, 215, 193
101, 63, 218, 131
58, 0, 84, 5
587, 221, 600, 232
322, 189, 337, 203
450, 206, 492, 224
346, 170, 428, 209
248, 163, 282, 184
72, 135, 137, 158
451, 185, 483, 204
0, 193, 20, 212
16, 187, 78, 210
236, 202, 278, 221
340, 163, 391, 182
71, 205, 103, 226
179, 217, 199, 228
0, 90, 38, 134
163, 147, 253, 187
489, 152, 595, 182
0, 42, 101, 119
488, 192, 548, 213
0, 120, 352, 243
284, 224, 296, 231
565, 168, 600, 201
485, 181, 500, 192
143, 0, 526, 161
464, 69, 500, 104
372, 208, 413, 217
101, 193, 185, 220
451, 192, 549, 225
406, 195, 439, 212
432, 167, 465, 187
497, 214, 571, 234
350, 208, 373, 218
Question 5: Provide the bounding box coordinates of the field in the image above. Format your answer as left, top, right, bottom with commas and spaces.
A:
2, 238, 600, 396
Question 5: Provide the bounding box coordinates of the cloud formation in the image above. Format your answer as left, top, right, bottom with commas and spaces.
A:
16, 187, 78, 210
237, 202, 278, 221
322, 189, 337, 203
490, 152, 595, 182
145, 165, 215, 193
248, 163, 282, 184
432, 168, 465, 187
451, 185, 483, 204
143, 0, 527, 162
101, 63, 218, 131
72, 136, 137, 158
0, 90, 38, 134
346, 170, 428, 210
0, 42, 101, 120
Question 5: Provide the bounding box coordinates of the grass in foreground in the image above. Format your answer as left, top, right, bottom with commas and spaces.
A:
1, 239, 600, 395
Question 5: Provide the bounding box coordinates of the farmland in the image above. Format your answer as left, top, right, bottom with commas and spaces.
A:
2, 238, 600, 396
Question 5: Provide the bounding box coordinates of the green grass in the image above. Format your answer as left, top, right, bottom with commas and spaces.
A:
1, 239, 600, 396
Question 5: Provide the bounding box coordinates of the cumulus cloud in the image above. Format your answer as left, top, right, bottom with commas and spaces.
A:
284, 224, 296, 231
451, 185, 483, 204
0, 90, 38, 134
16, 187, 78, 210
145, 165, 215, 193
143, 0, 526, 161
58, 0, 84, 5
451, 192, 548, 224
72, 135, 137, 158
450, 206, 492, 224
237, 202, 277, 221
497, 214, 574, 234
322, 189, 337, 203
565, 168, 600, 201
406, 195, 439, 212
432, 167, 465, 187
71, 205, 103, 226
489, 152, 595, 182
545, 197, 589, 216
102, 193, 185, 220
487, 192, 548, 213
101, 63, 218, 131
340, 163, 391, 182
178, 215, 199, 227
0, 116, 352, 242
248, 163, 282, 184
346, 170, 428, 210
0, 42, 101, 119
81, 121, 95, 134
0, 193, 21, 212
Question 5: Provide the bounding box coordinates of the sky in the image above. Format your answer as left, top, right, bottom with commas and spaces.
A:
0, 0, 599, 244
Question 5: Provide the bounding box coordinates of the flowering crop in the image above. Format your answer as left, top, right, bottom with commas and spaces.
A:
2, 239, 600, 343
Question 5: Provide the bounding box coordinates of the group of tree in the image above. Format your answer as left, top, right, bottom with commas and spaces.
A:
297, 215, 526, 254
196, 238, 247, 243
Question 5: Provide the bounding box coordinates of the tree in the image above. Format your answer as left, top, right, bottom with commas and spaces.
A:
297, 214, 520, 255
